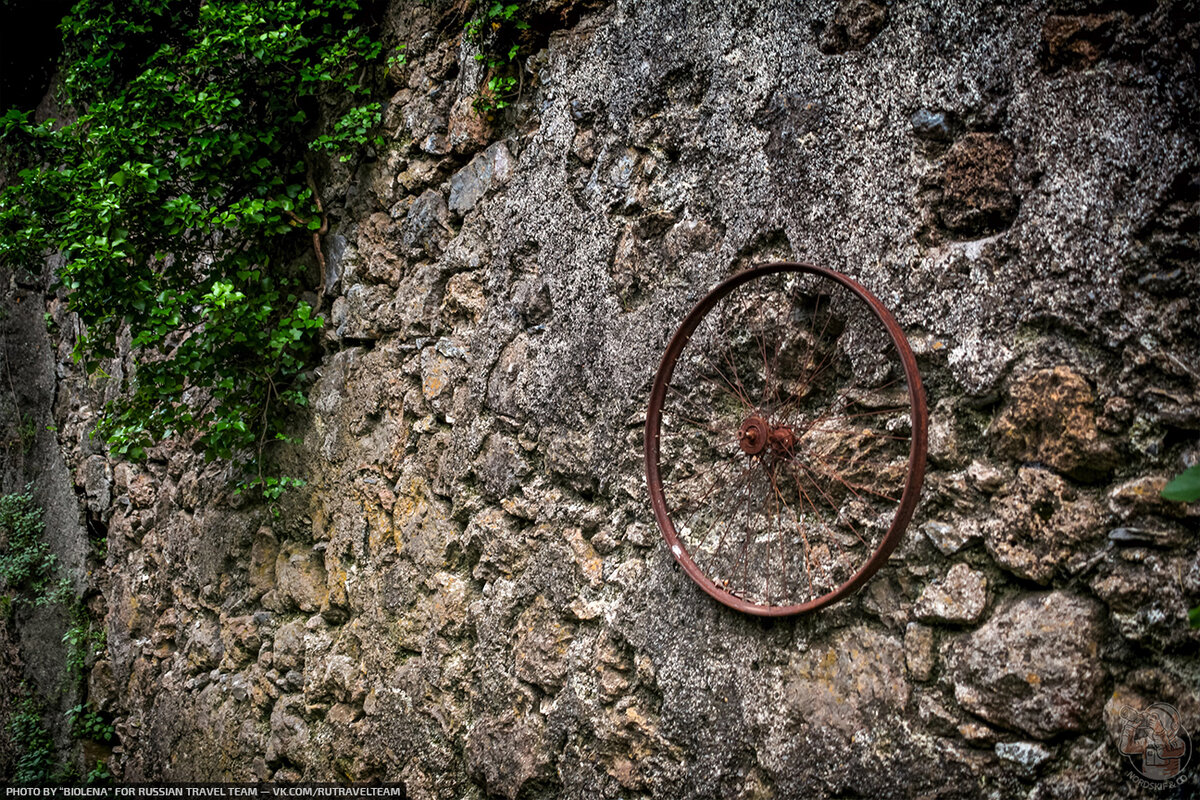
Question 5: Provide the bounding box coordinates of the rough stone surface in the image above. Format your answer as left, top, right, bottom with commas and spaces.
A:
914, 562, 988, 623
990, 367, 1118, 483
947, 592, 1107, 740
995, 740, 1054, 773
903, 622, 936, 682
933, 133, 1019, 239
982, 466, 1107, 583
3, 0, 1200, 796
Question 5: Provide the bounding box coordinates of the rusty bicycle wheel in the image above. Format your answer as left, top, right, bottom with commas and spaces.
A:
644, 262, 927, 616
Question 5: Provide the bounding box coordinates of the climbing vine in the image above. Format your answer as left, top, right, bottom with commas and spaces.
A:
466, 2, 530, 114
0, 491, 112, 781
0, 0, 391, 490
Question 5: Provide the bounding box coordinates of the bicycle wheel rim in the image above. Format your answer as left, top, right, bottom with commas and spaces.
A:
644, 262, 928, 616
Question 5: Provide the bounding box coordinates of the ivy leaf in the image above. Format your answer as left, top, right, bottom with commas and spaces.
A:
1161, 465, 1200, 503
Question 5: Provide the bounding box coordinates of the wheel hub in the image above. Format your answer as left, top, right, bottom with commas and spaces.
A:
738, 416, 769, 455
769, 425, 796, 454
738, 415, 795, 456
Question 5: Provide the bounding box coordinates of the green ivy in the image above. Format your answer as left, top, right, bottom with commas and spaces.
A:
8, 692, 57, 784
84, 762, 113, 786
0, 493, 113, 779
63, 607, 107, 681
85, 759, 114, 785
0, 489, 59, 604
466, 2, 529, 114
312, 102, 384, 161
0, 0, 387, 492
66, 702, 115, 744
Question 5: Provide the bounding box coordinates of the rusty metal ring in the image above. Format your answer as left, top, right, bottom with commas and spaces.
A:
644, 261, 928, 616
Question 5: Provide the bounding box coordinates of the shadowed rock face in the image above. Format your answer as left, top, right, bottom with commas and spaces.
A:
936, 133, 1019, 239
818, 0, 890, 55
3, 0, 1199, 796
1041, 14, 1118, 73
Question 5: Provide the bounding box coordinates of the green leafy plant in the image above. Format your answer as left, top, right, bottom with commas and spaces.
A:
0, 489, 58, 603
85, 759, 113, 785
66, 702, 115, 743
466, 1, 529, 113
0, 0, 388, 497
1, 494, 113, 775
1161, 464, 1200, 503
387, 43, 407, 69
236, 474, 307, 517
85, 761, 112, 785
1, 490, 107, 671
8, 692, 57, 784
311, 102, 383, 161
16, 412, 38, 452
1161, 465, 1200, 628
63, 610, 107, 680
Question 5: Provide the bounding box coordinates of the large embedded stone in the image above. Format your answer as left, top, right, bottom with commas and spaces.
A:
80, 455, 112, 513
272, 618, 308, 672
1040, 14, 1117, 72
399, 189, 451, 258
248, 527, 279, 597
1108, 475, 1189, 520
183, 615, 222, 673
947, 592, 1106, 739
904, 622, 936, 682
818, 0, 888, 55
935, 133, 1018, 238
420, 338, 467, 414
995, 741, 1054, 773
513, 595, 576, 691
465, 711, 552, 800
448, 141, 513, 215
219, 614, 264, 667
982, 467, 1106, 583
783, 625, 910, 739
442, 271, 487, 321
990, 367, 1117, 483
275, 543, 329, 613
354, 212, 403, 286
265, 694, 309, 765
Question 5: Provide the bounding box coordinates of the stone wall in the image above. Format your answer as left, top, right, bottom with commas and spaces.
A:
4, 0, 1199, 797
